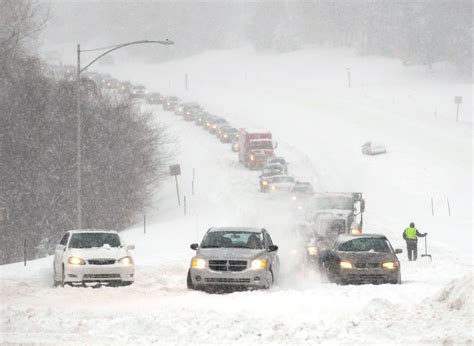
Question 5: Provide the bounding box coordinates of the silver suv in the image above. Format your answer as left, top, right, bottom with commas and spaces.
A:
187, 227, 280, 290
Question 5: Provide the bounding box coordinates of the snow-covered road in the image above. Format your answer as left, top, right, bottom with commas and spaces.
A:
1, 48, 472, 345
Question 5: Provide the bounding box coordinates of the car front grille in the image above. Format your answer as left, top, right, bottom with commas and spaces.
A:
88, 259, 116, 265
354, 263, 380, 269
83, 274, 120, 279
205, 278, 251, 284
345, 274, 387, 282
209, 260, 247, 272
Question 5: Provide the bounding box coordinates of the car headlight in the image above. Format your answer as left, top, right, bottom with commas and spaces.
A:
192, 258, 206, 269
271, 185, 276, 190
307, 246, 318, 256
119, 256, 134, 265
251, 259, 267, 270
262, 181, 268, 186
224, 134, 227, 138
382, 262, 398, 270
250, 155, 255, 161
292, 196, 297, 200
68, 256, 86, 265
212, 125, 216, 129
351, 229, 362, 235
340, 261, 353, 269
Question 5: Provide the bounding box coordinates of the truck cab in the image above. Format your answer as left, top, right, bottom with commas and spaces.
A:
239, 129, 275, 170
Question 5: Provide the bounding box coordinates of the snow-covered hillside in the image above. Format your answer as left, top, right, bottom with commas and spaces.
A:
1, 48, 472, 344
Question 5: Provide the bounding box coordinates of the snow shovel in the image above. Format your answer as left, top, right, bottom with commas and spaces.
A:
421, 236, 432, 260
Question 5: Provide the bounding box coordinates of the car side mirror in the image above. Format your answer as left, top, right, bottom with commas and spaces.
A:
395, 248, 403, 254
55, 244, 65, 251
268, 245, 278, 252
190, 243, 199, 250
127, 245, 135, 250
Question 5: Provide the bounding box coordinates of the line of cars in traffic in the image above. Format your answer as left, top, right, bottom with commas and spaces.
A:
155, 92, 403, 288
51, 78, 401, 290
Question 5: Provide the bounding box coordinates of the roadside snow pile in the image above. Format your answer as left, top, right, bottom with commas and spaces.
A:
342, 274, 474, 345
435, 272, 473, 313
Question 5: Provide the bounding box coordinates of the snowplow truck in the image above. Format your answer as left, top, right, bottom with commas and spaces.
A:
305, 193, 365, 263
238, 128, 275, 170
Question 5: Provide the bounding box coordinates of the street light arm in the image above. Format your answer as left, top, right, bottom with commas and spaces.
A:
79, 39, 174, 74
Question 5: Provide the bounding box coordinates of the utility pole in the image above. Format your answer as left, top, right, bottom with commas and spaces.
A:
75, 39, 174, 229
76, 44, 82, 230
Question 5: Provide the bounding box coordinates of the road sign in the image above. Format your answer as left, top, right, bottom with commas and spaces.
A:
169, 164, 181, 176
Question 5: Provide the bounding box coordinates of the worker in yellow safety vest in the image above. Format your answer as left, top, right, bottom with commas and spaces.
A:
402, 222, 427, 261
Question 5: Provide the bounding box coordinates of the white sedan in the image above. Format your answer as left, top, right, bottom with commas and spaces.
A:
362, 141, 387, 155
53, 230, 135, 287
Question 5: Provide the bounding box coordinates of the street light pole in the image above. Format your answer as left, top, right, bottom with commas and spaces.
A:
75, 39, 174, 229
76, 44, 82, 230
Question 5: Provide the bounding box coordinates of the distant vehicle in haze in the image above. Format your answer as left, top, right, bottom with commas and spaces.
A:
219, 127, 239, 143
146, 92, 162, 104
195, 112, 210, 126
231, 140, 239, 152
53, 230, 135, 287
320, 233, 402, 285
262, 175, 295, 193
131, 85, 147, 98
207, 117, 228, 134
266, 156, 288, 173
290, 181, 315, 211
187, 227, 280, 291
362, 141, 387, 155
184, 107, 201, 121
259, 163, 285, 192
163, 96, 179, 110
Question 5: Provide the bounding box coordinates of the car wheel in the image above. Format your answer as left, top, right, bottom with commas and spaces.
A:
60, 265, 65, 287
53, 265, 60, 287
121, 281, 133, 287
392, 271, 402, 285
265, 270, 274, 289
186, 270, 194, 290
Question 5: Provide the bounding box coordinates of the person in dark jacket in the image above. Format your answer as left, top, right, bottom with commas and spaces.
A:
402, 222, 427, 261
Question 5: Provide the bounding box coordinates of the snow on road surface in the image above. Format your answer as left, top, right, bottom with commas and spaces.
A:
1, 48, 472, 345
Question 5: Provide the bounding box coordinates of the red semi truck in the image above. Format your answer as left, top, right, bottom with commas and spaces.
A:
238, 128, 275, 170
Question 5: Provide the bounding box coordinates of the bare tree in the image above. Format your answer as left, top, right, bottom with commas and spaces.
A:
0, 0, 49, 57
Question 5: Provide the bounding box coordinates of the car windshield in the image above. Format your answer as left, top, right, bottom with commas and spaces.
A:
263, 167, 282, 176
271, 176, 294, 183
293, 185, 314, 194
312, 196, 354, 210
249, 140, 273, 150
338, 238, 392, 253
69, 233, 121, 249
200, 231, 264, 249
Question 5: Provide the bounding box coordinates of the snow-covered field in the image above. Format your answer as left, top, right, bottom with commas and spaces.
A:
1, 48, 472, 344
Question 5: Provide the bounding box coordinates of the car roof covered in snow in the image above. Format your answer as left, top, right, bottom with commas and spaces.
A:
250, 138, 272, 142
242, 128, 271, 134
68, 229, 118, 234
208, 227, 263, 234
337, 233, 388, 243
